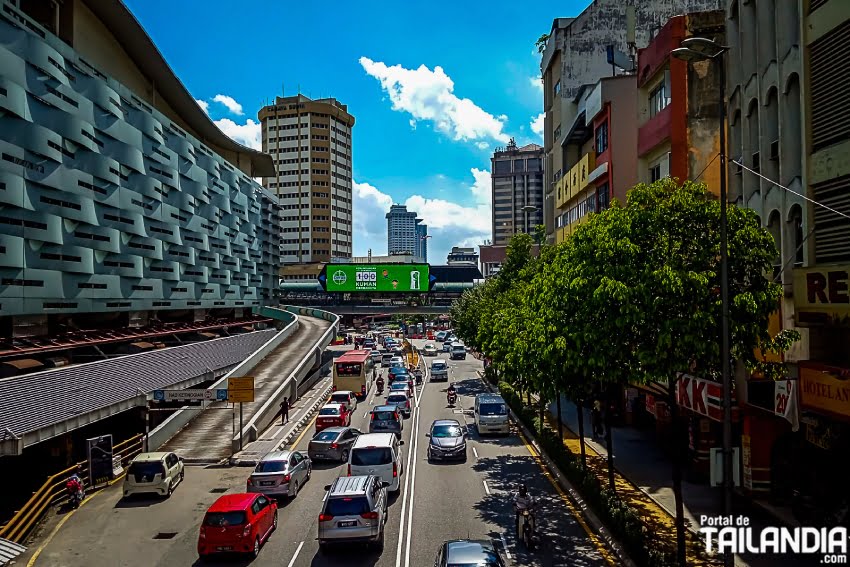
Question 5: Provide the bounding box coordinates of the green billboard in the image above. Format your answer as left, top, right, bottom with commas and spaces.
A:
321, 264, 432, 293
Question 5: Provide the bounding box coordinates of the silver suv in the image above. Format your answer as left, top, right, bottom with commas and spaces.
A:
318, 475, 389, 550
369, 405, 403, 438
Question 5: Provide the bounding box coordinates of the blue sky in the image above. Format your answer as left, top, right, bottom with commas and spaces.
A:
124, 0, 591, 262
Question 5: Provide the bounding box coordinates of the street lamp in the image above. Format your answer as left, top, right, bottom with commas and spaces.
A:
672, 36, 733, 567
521, 205, 538, 235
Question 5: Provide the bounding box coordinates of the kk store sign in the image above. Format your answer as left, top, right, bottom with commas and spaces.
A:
675, 374, 738, 421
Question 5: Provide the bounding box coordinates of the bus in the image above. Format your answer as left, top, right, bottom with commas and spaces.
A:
332, 350, 374, 399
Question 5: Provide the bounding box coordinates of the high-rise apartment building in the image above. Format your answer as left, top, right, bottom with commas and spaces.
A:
490, 141, 544, 246
386, 204, 426, 259
259, 95, 355, 264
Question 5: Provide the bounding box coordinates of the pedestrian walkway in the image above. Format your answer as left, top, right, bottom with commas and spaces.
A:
551, 399, 819, 567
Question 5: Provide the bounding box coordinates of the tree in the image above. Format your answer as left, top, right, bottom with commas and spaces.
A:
535, 33, 550, 54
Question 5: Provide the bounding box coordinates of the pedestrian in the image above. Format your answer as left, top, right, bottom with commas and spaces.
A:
591, 399, 603, 437
280, 397, 290, 425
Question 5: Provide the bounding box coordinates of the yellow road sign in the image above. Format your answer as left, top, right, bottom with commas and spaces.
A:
228, 376, 254, 391
228, 389, 255, 403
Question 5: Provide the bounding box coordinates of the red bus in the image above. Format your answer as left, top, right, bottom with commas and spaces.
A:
332, 350, 374, 398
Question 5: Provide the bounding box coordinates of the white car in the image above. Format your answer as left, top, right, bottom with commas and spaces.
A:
388, 381, 411, 397
423, 343, 438, 356
123, 452, 184, 499
389, 356, 405, 367
329, 390, 358, 412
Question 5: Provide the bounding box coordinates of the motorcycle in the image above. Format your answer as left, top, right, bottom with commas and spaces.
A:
66, 477, 85, 509
516, 507, 535, 549
414, 369, 423, 385
376, 378, 384, 395
447, 391, 457, 406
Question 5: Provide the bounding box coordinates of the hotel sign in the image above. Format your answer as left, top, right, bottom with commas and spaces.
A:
793, 265, 850, 324
799, 363, 850, 420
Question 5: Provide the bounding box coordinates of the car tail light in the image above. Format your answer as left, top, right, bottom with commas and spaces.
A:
283, 474, 291, 483
392, 462, 397, 478
246, 478, 253, 486
199, 527, 206, 539
330, 443, 339, 449
319, 513, 333, 522
361, 385, 366, 396
332, 385, 337, 392
361, 511, 379, 520
347, 464, 351, 476
242, 523, 252, 537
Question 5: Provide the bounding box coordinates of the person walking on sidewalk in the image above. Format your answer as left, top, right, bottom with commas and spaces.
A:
280, 397, 290, 425
591, 399, 603, 437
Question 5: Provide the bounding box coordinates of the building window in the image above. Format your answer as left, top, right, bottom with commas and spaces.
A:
649, 82, 669, 117
597, 183, 610, 210
595, 121, 608, 154
650, 164, 662, 182
494, 160, 511, 174
554, 80, 561, 96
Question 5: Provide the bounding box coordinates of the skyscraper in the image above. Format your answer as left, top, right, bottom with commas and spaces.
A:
386, 204, 426, 260
259, 94, 355, 264
491, 140, 544, 245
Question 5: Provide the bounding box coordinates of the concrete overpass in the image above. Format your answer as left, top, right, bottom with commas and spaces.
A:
280, 304, 452, 315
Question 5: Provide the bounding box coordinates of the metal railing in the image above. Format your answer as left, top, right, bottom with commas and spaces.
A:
0, 433, 144, 544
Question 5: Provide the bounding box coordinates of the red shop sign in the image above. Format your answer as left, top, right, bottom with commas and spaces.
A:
675, 374, 737, 422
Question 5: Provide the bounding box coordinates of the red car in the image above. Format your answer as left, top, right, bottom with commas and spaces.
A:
316, 403, 350, 432
198, 493, 277, 559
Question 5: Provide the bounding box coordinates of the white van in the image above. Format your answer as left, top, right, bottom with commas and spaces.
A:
474, 394, 510, 435
450, 342, 466, 360
348, 433, 403, 493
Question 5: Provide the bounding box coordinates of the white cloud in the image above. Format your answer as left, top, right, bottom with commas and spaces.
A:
351, 171, 492, 263
529, 76, 543, 93
409, 119, 417, 130
213, 94, 244, 115
196, 99, 209, 114
214, 118, 261, 150
530, 112, 545, 139
359, 57, 510, 144
476, 142, 490, 150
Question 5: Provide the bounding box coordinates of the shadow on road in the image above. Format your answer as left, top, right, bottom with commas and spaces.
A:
114, 496, 166, 509
310, 545, 381, 566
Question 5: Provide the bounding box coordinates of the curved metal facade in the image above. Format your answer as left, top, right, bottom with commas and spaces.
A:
0, 7, 280, 316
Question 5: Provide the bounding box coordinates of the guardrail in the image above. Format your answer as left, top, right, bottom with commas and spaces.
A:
146, 309, 299, 450
0, 434, 144, 544
231, 306, 339, 452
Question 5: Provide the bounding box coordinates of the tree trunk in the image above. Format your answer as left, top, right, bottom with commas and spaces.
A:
604, 395, 615, 493
669, 382, 687, 567
576, 400, 587, 469
538, 395, 545, 435
556, 393, 564, 440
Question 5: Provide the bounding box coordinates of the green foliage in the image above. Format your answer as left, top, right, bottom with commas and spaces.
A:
535, 34, 549, 54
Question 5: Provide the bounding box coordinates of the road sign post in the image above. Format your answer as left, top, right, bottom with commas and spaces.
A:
228, 377, 255, 451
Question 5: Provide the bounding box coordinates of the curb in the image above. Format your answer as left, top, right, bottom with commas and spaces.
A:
477, 371, 636, 567
229, 383, 332, 466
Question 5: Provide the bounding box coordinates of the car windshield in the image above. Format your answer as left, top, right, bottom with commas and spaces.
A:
390, 383, 407, 390
432, 425, 462, 438
128, 462, 164, 476
255, 460, 287, 473
330, 394, 349, 403
432, 364, 446, 370
325, 497, 370, 516
314, 430, 339, 442
373, 411, 397, 421
320, 407, 340, 415
351, 447, 393, 466
479, 403, 507, 416
203, 511, 246, 527
387, 395, 407, 403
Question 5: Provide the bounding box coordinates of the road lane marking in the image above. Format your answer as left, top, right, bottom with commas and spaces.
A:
403, 406, 421, 567
364, 411, 368, 418
27, 491, 96, 567
500, 533, 512, 559
472, 447, 479, 459
288, 411, 320, 450
515, 425, 617, 566
483, 480, 491, 495
286, 541, 304, 567
394, 409, 417, 567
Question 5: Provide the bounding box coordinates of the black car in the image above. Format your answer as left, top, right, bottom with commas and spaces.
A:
434, 540, 505, 567
307, 426, 362, 462
426, 419, 467, 462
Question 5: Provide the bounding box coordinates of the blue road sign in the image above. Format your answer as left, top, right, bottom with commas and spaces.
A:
215, 389, 228, 401
152, 390, 165, 401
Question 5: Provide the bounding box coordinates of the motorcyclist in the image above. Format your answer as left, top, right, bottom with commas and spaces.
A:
376, 373, 385, 392
66, 468, 84, 507
513, 484, 536, 541
447, 383, 457, 404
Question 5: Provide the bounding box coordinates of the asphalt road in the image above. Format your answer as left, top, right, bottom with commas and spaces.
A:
27, 340, 615, 567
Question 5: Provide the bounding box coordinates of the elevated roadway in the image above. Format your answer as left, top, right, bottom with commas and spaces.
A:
24, 341, 617, 567
161, 315, 332, 462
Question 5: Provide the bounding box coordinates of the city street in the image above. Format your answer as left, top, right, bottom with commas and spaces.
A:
26, 342, 614, 567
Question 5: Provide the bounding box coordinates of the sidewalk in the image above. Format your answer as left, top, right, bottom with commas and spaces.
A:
552, 399, 819, 567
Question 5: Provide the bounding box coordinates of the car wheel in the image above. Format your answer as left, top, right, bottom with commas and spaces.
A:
290, 481, 298, 499
306, 465, 312, 481
341, 449, 349, 463
180, 469, 185, 482
251, 537, 260, 558
272, 511, 278, 532
166, 480, 174, 498
374, 526, 385, 551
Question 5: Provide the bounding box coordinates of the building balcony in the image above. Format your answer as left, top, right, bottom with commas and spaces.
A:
638, 106, 672, 157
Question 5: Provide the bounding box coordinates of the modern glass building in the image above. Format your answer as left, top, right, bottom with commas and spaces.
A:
0, 0, 280, 332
